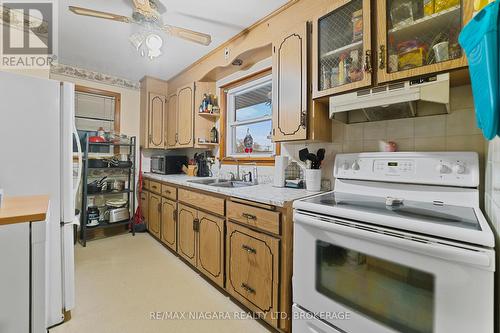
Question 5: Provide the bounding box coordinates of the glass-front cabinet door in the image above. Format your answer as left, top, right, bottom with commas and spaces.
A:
312, 0, 372, 99
377, 0, 473, 83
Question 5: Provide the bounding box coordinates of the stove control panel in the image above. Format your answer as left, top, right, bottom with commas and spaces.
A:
334, 152, 479, 187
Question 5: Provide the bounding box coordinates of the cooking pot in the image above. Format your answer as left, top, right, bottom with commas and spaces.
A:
87, 176, 107, 194
88, 159, 109, 168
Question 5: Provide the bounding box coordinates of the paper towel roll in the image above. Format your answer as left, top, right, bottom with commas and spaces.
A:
273, 156, 288, 187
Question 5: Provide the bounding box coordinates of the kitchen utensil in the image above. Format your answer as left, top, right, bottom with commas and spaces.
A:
106, 198, 127, 208
316, 149, 326, 165
299, 148, 309, 163
104, 207, 130, 223
105, 179, 125, 192
87, 176, 107, 193
307, 153, 318, 168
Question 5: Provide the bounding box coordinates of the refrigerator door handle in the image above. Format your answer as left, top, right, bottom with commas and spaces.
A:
60, 82, 76, 223
73, 123, 82, 205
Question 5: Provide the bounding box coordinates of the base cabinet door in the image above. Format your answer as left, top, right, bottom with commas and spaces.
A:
140, 191, 149, 227
177, 204, 197, 266
161, 198, 177, 251
148, 193, 161, 239
226, 222, 280, 327
197, 212, 224, 288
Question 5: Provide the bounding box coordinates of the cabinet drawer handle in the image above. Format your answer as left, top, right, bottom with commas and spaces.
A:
242, 244, 256, 254
152, 185, 158, 190
378, 45, 386, 70
241, 283, 255, 294
242, 212, 257, 220
164, 190, 171, 194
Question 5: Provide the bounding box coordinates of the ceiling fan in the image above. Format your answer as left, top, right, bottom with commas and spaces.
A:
68, 0, 212, 46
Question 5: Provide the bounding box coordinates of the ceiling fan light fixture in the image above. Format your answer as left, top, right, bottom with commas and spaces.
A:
232, 58, 243, 66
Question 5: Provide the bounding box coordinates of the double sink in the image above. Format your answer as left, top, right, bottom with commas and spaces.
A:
187, 178, 256, 188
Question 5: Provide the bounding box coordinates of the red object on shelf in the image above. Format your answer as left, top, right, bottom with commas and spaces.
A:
89, 136, 106, 143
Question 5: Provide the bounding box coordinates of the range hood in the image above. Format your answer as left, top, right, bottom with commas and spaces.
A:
329, 73, 450, 123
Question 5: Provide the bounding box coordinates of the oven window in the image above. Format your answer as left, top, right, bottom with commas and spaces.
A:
316, 240, 434, 333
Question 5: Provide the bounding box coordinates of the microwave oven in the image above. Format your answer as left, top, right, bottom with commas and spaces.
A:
150, 155, 188, 175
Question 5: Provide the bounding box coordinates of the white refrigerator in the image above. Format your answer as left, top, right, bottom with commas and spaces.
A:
0, 71, 80, 328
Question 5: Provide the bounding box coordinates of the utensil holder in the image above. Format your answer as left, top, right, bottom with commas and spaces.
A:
305, 169, 322, 192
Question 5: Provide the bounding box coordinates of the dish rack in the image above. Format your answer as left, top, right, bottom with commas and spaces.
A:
78, 134, 136, 247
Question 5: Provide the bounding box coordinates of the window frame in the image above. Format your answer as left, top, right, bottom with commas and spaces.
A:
75, 85, 121, 133
219, 68, 280, 166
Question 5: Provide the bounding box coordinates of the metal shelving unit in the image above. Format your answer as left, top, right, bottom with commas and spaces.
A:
79, 134, 136, 247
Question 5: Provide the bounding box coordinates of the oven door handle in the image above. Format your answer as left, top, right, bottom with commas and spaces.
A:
295, 212, 493, 269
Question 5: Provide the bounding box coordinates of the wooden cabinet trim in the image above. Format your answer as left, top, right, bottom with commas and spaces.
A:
161, 199, 177, 250
178, 188, 225, 216
197, 212, 224, 287
149, 181, 162, 195
227, 201, 280, 235
176, 84, 194, 147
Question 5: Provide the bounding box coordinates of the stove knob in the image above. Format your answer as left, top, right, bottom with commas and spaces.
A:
453, 163, 466, 174
352, 161, 360, 171
436, 163, 449, 174
341, 162, 350, 170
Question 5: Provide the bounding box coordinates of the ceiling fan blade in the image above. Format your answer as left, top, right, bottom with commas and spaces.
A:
163, 25, 212, 46
68, 6, 131, 23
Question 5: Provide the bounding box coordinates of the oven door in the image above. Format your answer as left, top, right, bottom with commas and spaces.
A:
293, 211, 495, 333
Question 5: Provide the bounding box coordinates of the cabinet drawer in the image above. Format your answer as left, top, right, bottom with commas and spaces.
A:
143, 179, 150, 190
227, 201, 280, 235
161, 184, 177, 200
226, 222, 280, 327
178, 188, 224, 216
149, 181, 162, 195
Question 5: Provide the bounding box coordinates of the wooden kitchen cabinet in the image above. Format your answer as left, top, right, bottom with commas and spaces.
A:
376, 0, 471, 83
148, 93, 166, 148
226, 221, 280, 327
166, 93, 178, 148
176, 83, 195, 148
197, 212, 224, 287
139, 76, 168, 148
312, 0, 373, 99
272, 21, 331, 142
160, 198, 177, 251
148, 193, 161, 239
177, 204, 197, 266
272, 22, 308, 142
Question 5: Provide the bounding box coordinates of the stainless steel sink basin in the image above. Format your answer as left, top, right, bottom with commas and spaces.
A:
186, 178, 218, 185
209, 181, 255, 188
187, 179, 256, 188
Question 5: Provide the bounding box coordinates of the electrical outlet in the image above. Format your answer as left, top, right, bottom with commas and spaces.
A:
224, 47, 230, 60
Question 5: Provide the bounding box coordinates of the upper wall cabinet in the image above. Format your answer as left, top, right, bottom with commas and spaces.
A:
376, 0, 471, 83
312, 0, 373, 99
176, 83, 195, 148
272, 22, 308, 142
140, 76, 168, 149
149, 93, 166, 148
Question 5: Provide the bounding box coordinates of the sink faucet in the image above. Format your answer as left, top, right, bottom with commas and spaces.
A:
241, 162, 259, 185
218, 157, 240, 181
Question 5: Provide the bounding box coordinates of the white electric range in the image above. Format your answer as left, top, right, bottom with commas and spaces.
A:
293, 152, 495, 333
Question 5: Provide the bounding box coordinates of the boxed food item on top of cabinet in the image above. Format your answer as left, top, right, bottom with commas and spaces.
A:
424, 0, 435, 15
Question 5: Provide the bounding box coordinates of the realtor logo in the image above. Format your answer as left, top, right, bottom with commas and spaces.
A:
0, 1, 57, 68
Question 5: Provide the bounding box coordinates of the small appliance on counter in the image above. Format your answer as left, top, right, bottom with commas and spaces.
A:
151, 155, 188, 175
194, 152, 211, 177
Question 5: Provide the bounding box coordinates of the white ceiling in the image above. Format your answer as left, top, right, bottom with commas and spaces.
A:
58, 0, 288, 82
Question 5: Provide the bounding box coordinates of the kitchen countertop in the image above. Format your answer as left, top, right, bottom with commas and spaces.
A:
0, 195, 49, 226
143, 173, 321, 207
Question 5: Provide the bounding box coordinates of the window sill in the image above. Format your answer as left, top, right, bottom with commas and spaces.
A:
221, 157, 275, 166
